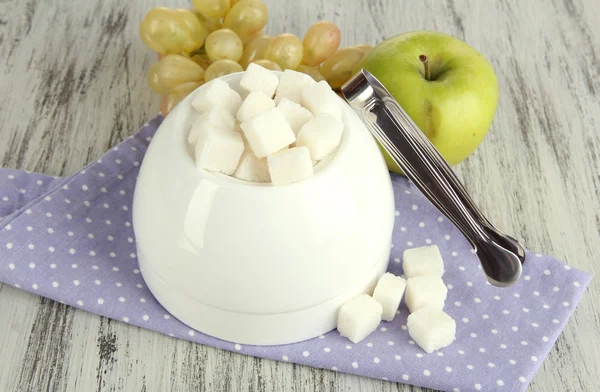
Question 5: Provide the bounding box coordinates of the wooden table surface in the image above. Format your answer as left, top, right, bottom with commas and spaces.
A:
1, 0, 599, 391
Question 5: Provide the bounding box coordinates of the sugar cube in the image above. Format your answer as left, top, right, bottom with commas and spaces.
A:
274, 69, 316, 104
372, 273, 407, 321
404, 276, 448, 313
234, 150, 270, 183
301, 80, 341, 120
240, 108, 295, 158
276, 98, 314, 137
194, 128, 244, 175
296, 113, 344, 160
191, 79, 242, 115
267, 147, 313, 186
403, 245, 444, 278
236, 91, 275, 123
188, 106, 235, 145
337, 294, 382, 344
240, 63, 280, 97
407, 308, 456, 353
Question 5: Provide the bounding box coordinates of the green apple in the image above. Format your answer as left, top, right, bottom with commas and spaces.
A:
357, 31, 498, 173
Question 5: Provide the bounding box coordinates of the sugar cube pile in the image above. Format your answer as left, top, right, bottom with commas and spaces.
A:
188, 64, 344, 186
336, 245, 456, 353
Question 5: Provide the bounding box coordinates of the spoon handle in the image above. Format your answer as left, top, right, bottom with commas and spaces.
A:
341, 69, 525, 286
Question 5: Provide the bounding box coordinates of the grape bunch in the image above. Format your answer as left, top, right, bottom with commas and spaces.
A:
139, 0, 372, 116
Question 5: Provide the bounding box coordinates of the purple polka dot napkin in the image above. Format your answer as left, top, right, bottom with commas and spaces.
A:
0, 116, 592, 392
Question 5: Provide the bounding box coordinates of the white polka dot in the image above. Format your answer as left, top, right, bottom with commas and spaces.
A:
573, 281, 580, 287
301, 350, 310, 357
67, 231, 74, 237
119, 297, 125, 303
143, 315, 149, 321
52, 281, 59, 288
400, 226, 406, 232
458, 350, 465, 354
447, 284, 454, 289
452, 388, 460, 392
467, 365, 474, 370
133, 269, 140, 274
407, 241, 413, 246
394, 210, 400, 216
500, 344, 507, 349
455, 301, 461, 307
475, 384, 481, 390
509, 359, 516, 365
408, 340, 415, 345
73, 280, 80, 286
512, 326, 518, 331
366, 342, 373, 347
436, 352, 444, 357
474, 298, 481, 303
95, 280, 101, 285
563, 301, 569, 307
423, 369, 430, 376
479, 348, 486, 353
497, 380, 504, 386
85, 217, 91, 222
64, 198, 70, 204
553, 286, 560, 292
25, 209, 31, 214
130, 253, 136, 259
345, 345, 352, 349
164, 314, 170, 319
552, 319, 559, 324
77, 300, 84, 306
5, 224, 11, 230
412, 204, 418, 210
503, 310, 509, 315
416, 353, 423, 358
524, 275, 531, 281
88, 233, 94, 238
50, 263, 56, 268
28, 243, 34, 250
401, 325, 407, 330
92, 265, 98, 270
470, 248, 476, 254
99, 172, 105, 177
523, 307, 529, 312
6, 243, 12, 249
109, 252, 116, 258
235, 344, 241, 350
105, 220, 111, 225
125, 222, 131, 227
451, 251, 457, 256
444, 366, 452, 372
82, 185, 88, 191
45, 212, 52, 218
402, 375, 408, 380
323, 347, 331, 353
395, 355, 401, 360
462, 317, 469, 323
112, 266, 119, 271
564, 264, 571, 270
118, 175, 124, 180
108, 235, 114, 241
418, 222, 425, 227
101, 187, 107, 193
97, 298, 104, 304
8, 263, 15, 270
466, 281, 473, 286
29, 262, 35, 269
188, 330, 195, 336
519, 376, 527, 383
514, 293, 520, 298
425, 239, 432, 244
531, 356, 538, 361
123, 205, 129, 211
488, 362, 495, 368
542, 336, 549, 342
373, 357, 380, 363
387, 341, 394, 346
120, 190, 126, 195
351, 361, 359, 368
470, 333, 477, 338
282, 355, 289, 361
136, 283, 143, 288
491, 329, 498, 334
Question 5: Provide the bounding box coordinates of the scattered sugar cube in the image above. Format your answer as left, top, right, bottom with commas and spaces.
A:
274, 69, 316, 104
234, 150, 270, 183
337, 294, 382, 344
403, 245, 444, 278
407, 308, 456, 353
405, 276, 448, 313
191, 79, 242, 115
195, 128, 244, 175
276, 98, 314, 137
296, 113, 344, 160
267, 147, 313, 186
236, 91, 275, 123
240, 108, 295, 158
188, 106, 235, 145
240, 63, 280, 97
372, 273, 407, 321
301, 80, 341, 120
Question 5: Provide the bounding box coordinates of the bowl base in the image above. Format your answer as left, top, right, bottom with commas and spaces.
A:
138, 244, 391, 346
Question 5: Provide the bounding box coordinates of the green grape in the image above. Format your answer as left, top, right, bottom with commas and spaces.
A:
190, 53, 212, 70
296, 64, 325, 82
148, 54, 205, 94
241, 29, 265, 45
161, 82, 203, 116
353, 44, 373, 55
264, 33, 303, 70
205, 59, 244, 82
239, 35, 272, 68
231, 0, 242, 4
192, 10, 222, 32
223, 0, 268, 38
205, 29, 244, 62
250, 59, 282, 71
319, 47, 365, 89
140, 8, 209, 54
192, 0, 231, 18
301, 21, 341, 66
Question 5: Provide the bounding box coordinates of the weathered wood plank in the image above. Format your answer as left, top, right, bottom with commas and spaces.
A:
0, 0, 599, 391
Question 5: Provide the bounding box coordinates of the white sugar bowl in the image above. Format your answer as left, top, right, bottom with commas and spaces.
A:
133, 72, 395, 345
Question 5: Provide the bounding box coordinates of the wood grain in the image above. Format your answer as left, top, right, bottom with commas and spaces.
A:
1, 0, 599, 391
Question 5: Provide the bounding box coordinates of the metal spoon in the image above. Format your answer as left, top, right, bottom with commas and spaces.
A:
341, 69, 525, 287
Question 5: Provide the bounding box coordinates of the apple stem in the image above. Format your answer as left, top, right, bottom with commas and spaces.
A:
419, 54, 430, 81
